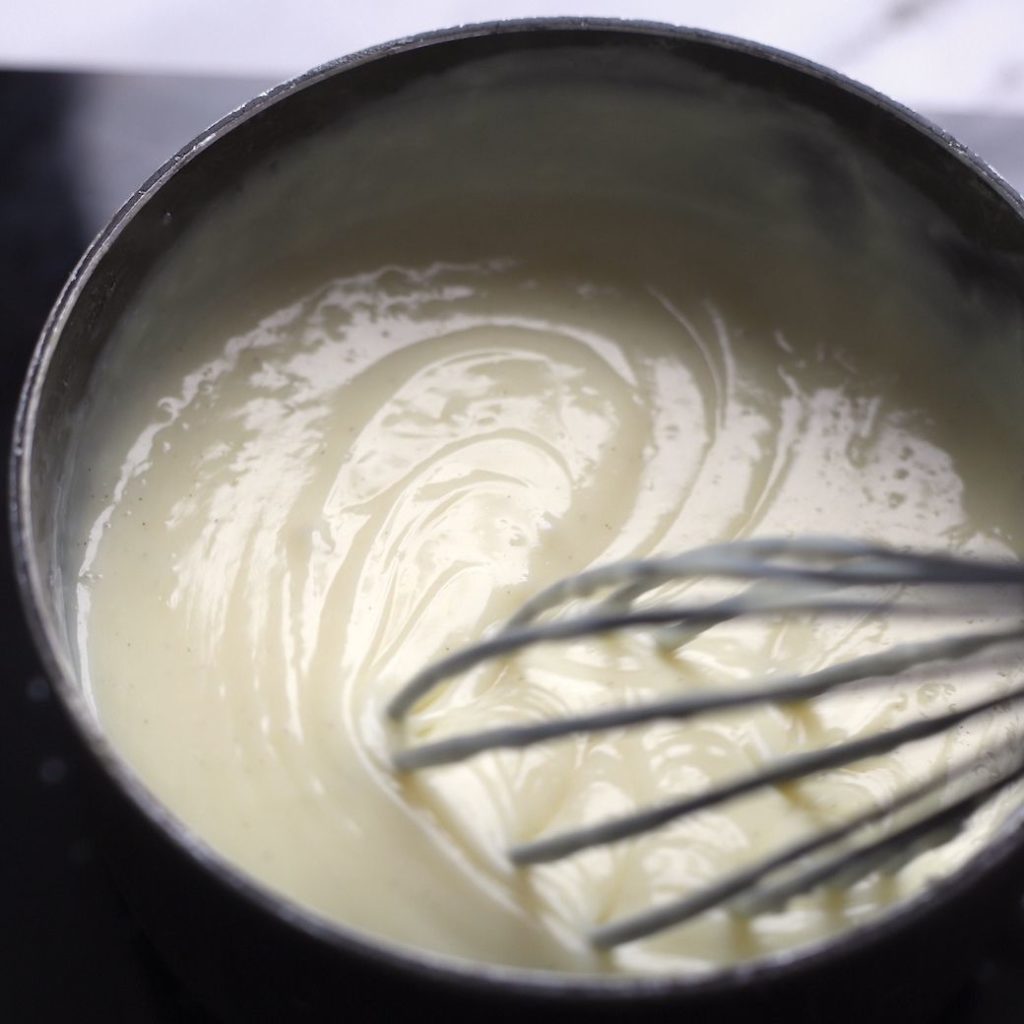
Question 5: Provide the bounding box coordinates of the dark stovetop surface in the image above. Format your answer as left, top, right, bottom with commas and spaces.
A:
4, 68, 1024, 1023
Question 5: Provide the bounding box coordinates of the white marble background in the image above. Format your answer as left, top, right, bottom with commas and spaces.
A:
5, 0, 1024, 114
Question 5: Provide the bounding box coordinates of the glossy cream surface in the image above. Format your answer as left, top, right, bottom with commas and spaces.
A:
70, 194, 1024, 975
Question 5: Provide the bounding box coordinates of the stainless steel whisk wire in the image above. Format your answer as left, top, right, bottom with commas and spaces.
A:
385, 537, 1024, 948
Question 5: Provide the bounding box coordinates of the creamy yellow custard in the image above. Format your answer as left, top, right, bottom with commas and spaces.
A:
66, 194, 1024, 975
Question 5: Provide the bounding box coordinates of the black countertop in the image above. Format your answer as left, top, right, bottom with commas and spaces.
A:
3, 69, 1024, 1022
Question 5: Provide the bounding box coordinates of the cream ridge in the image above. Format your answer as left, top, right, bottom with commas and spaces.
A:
68, 193, 1024, 976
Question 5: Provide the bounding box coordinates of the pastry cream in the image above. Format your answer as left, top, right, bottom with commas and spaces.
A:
68, 183, 1024, 975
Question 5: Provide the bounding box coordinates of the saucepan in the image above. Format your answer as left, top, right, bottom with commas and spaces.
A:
11, 19, 1024, 1023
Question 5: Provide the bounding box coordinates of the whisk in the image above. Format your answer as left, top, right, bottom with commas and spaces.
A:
386, 537, 1024, 949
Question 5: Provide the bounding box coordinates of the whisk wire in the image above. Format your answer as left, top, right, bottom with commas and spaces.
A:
391, 625, 1024, 771
590, 735, 1024, 947
388, 538, 1024, 720
508, 681, 1024, 865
